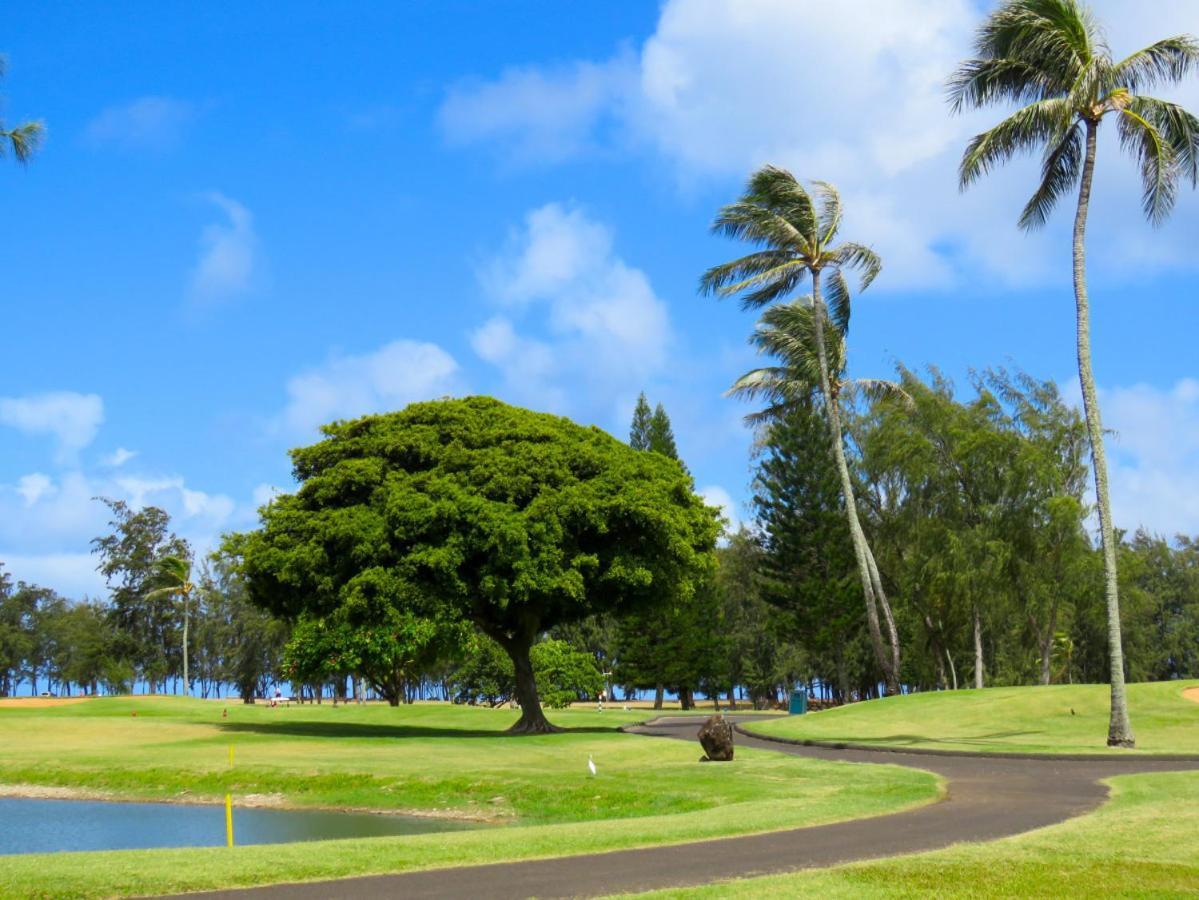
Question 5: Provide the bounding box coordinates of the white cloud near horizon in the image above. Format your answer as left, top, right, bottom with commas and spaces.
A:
188, 193, 258, 305
101, 447, 138, 468
0, 391, 104, 463
279, 339, 462, 435
441, 0, 1199, 291
699, 484, 741, 537
84, 96, 196, 151
474, 203, 671, 414
1101, 378, 1199, 539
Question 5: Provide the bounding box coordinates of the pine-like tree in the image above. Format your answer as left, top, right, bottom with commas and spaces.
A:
647, 403, 680, 459
630, 393, 653, 450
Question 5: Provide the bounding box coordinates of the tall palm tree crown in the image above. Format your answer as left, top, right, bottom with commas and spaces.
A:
951, 0, 1199, 227
701, 166, 902, 695
146, 554, 196, 694
0, 56, 43, 165
950, 0, 1199, 748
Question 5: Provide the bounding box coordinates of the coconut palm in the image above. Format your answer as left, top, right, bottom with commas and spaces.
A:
0, 57, 43, 165
145, 555, 196, 695
950, 0, 1199, 748
701, 168, 901, 695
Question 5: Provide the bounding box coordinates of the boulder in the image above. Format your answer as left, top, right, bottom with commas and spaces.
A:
697, 714, 735, 761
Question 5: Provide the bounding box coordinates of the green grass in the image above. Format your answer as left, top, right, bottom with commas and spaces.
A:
747, 680, 1199, 755
626, 769, 1199, 898
0, 697, 937, 898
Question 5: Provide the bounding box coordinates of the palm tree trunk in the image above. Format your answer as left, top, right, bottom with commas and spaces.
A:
1074, 120, 1134, 748
182, 593, 189, 698
810, 270, 901, 695
973, 603, 984, 689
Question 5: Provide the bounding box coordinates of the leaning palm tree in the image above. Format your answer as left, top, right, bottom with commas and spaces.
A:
701, 168, 902, 695
950, 0, 1199, 748
0, 56, 43, 165
146, 555, 197, 695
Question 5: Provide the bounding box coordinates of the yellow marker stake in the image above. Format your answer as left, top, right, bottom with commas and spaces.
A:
225, 793, 234, 847
228, 745, 235, 768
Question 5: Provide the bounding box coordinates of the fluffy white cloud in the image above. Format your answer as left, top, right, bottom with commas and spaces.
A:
85, 96, 196, 151
189, 193, 258, 304
0, 553, 108, 599
16, 473, 54, 507
0, 391, 104, 462
439, 53, 636, 162
101, 447, 138, 468
699, 483, 742, 537
279, 339, 461, 435
475, 203, 671, 411
1100, 379, 1199, 538
442, 0, 1199, 289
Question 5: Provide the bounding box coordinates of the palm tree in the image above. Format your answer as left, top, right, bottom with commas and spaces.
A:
146, 555, 197, 696
701, 168, 902, 696
950, 0, 1199, 748
1, 56, 43, 165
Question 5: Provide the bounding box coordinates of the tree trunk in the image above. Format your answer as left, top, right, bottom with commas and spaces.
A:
946, 648, 958, 691
973, 603, 984, 690
181, 594, 189, 699
810, 269, 901, 695
653, 683, 664, 710
1074, 119, 1134, 748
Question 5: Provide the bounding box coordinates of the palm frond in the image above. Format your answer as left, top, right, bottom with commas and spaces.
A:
811, 180, 842, 246
710, 200, 811, 255
1, 121, 44, 163
1128, 95, 1199, 186
744, 165, 818, 238
1118, 104, 1179, 224
1018, 121, 1083, 229
828, 241, 882, 290
823, 268, 852, 336
948, 56, 1057, 113
699, 250, 801, 296
847, 378, 914, 408
959, 98, 1073, 189
1113, 36, 1199, 93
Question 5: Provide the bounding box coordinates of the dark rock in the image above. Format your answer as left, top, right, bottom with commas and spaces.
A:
697, 714, 735, 761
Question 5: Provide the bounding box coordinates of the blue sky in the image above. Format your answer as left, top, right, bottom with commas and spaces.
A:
3, 0, 1199, 598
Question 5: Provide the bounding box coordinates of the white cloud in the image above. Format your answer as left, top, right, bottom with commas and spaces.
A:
279, 339, 461, 435
700, 484, 741, 537
442, 0, 1199, 289
0, 553, 107, 599
0, 391, 104, 463
1100, 379, 1199, 538
189, 193, 258, 304
439, 53, 637, 162
101, 447, 138, 468
251, 483, 286, 507
16, 473, 54, 507
85, 96, 196, 151
475, 204, 671, 411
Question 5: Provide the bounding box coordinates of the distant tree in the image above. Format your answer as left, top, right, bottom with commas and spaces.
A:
629, 392, 653, 451
91, 500, 190, 693
0, 56, 43, 166
647, 403, 681, 461
234, 397, 718, 733
950, 0, 1199, 747
529, 639, 605, 709
702, 168, 901, 695
144, 554, 197, 695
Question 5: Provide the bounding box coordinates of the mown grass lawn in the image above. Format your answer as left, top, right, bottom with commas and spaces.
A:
0, 697, 937, 898
628, 769, 1199, 898
747, 680, 1199, 755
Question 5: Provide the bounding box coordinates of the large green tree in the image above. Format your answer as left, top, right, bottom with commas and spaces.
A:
0, 56, 42, 166
234, 396, 718, 734
702, 173, 901, 695
950, 0, 1199, 747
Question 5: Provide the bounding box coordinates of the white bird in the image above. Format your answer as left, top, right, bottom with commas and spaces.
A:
587, 754, 597, 777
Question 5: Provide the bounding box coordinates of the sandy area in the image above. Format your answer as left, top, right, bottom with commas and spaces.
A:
0, 697, 91, 709
1184, 686, 1199, 705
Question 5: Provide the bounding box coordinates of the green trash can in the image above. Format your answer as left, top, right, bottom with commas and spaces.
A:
789, 688, 808, 715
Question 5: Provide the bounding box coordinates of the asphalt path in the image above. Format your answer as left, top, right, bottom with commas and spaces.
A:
182, 715, 1199, 900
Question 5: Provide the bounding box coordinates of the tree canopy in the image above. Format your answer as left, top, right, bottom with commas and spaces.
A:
233, 396, 719, 733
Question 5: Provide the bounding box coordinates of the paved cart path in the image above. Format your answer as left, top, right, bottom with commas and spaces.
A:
183, 716, 1199, 900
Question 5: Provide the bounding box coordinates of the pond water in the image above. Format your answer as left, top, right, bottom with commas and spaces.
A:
0, 796, 482, 855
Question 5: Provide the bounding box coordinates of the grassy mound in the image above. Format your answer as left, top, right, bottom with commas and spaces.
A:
0, 697, 937, 898
746, 680, 1199, 755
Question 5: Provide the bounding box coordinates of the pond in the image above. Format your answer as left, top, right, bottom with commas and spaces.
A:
0, 796, 482, 855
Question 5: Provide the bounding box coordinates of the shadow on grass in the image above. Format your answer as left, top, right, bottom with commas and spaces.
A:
216, 721, 619, 740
